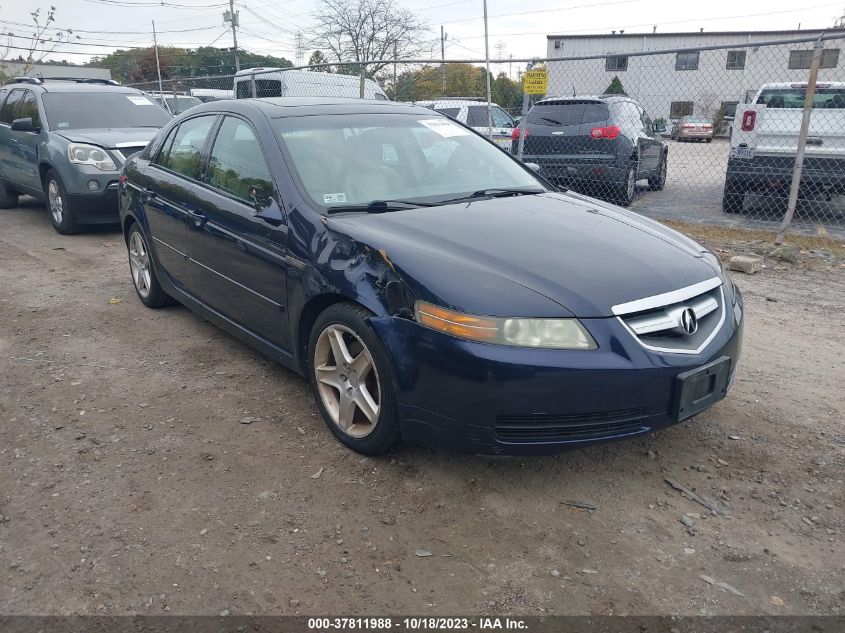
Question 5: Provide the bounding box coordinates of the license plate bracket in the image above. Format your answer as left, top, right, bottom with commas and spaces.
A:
672, 356, 732, 421
732, 147, 754, 159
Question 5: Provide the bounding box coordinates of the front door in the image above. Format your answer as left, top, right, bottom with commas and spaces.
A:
11, 90, 44, 191
144, 114, 219, 287
186, 115, 289, 348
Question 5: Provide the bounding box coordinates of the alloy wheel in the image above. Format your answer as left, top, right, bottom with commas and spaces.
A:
48, 180, 64, 225
129, 231, 153, 298
313, 324, 381, 438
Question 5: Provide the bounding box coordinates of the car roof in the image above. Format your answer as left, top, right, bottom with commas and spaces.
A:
179, 97, 433, 118
758, 82, 845, 89
8, 82, 142, 94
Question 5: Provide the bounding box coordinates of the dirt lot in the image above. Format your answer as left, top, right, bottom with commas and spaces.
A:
1, 200, 843, 616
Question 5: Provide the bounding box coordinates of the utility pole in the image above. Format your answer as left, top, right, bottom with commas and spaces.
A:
151, 20, 164, 101
509, 53, 513, 80
440, 25, 447, 94
224, 0, 240, 72
393, 41, 398, 97
482, 0, 493, 140
295, 32, 304, 66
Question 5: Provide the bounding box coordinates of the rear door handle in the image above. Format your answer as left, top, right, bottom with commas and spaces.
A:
188, 209, 206, 227
142, 187, 157, 199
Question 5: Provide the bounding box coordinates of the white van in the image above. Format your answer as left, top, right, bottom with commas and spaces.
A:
234, 68, 389, 101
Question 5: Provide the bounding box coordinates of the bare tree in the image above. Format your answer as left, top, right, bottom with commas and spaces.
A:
310, 0, 424, 76
0, 6, 78, 75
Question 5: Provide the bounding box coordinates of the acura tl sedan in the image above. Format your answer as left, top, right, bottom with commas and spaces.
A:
119, 97, 743, 456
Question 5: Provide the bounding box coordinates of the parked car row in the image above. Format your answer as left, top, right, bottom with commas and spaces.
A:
0, 77, 744, 458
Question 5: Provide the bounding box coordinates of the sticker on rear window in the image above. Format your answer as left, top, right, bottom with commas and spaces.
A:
126, 96, 153, 106
418, 118, 469, 137
323, 192, 347, 204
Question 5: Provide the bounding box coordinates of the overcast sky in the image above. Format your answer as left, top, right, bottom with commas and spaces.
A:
3, 0, 843, 76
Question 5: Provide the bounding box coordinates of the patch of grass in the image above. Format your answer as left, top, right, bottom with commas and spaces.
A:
658, 220, 845, 261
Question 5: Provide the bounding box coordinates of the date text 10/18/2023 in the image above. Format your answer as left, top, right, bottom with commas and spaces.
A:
307, 617, 528, 630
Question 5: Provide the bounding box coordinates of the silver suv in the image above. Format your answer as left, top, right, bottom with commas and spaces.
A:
0, 77, 172, 234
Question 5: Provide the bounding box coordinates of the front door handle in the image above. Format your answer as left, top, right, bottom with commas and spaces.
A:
141, 187, 157, 200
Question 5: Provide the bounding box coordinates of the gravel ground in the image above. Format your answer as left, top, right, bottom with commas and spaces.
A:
0, 202, 843, 616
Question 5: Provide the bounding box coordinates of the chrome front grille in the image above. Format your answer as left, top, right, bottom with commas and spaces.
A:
615, 278, 725, 354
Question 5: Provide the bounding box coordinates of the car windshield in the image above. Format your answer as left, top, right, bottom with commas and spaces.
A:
757, 87, 845, 108
41, 92, 172, 130
273, 113, 545, 211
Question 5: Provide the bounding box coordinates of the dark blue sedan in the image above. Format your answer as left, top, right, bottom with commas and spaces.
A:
119, 97, 743, 455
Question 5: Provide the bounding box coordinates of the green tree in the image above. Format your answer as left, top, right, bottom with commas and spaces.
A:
307, 50, 332, 72
604, 75, 626, 95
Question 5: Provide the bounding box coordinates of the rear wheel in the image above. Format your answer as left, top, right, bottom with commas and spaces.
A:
0, 175, 18, 209
308, 303, 400, 455
722, 183, 745, 214
615, 165, 636, 207
706, 138, 712, 143
45, 170, 79, 235
648, 155, 667, 191
127, 224, 174, 308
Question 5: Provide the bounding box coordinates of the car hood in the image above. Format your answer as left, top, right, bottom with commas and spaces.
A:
54, 128, 158, 149
328, 192, 721, 318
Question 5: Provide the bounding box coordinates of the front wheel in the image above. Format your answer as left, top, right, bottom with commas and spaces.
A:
0, 175, 18, 209
45, 170, 80, 235
308, 303, 400, 455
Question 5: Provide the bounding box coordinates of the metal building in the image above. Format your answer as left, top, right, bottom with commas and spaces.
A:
544, 29, 845, 123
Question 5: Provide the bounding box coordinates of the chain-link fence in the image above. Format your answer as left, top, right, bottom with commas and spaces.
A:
128, 33, 845, 239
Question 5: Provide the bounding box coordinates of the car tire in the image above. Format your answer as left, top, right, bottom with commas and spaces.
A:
615, 165, 636, 207
308, 302, 400, 455
648, 155, 667, 191
0, 175, 18, 209
706, 138, 712, 143
127, 223, 174, 308
44, 170, 80, 235
722, 184, 744, 214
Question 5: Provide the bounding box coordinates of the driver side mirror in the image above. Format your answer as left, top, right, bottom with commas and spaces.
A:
11, 117, 40, 133
525, 162, 541, 173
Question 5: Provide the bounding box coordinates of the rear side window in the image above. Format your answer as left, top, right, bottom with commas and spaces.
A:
525, 102, 608, 126
158, 115, 217, 180
206, 117, 273, 205
757, 87, 845, 109
236, 78, 282, 98
20, 91, 41, 128
0, 89, 25, 124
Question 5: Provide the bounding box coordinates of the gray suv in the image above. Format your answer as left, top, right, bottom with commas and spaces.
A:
0, 78, 172, 234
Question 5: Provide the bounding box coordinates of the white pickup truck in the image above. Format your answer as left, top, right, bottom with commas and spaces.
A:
723, 82, 845, 213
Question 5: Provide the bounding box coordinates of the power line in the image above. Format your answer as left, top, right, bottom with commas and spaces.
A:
81, 0, 228, 9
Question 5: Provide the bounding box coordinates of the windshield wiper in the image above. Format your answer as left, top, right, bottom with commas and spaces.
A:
436, 188, 545, 205
540, 117, 562, 125
326, 199, 435, 214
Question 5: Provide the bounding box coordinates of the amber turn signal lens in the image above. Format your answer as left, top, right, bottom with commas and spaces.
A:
414, 301, 499, 342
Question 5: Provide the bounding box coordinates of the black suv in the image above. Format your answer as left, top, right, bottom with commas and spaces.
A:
513, 95, 668, 206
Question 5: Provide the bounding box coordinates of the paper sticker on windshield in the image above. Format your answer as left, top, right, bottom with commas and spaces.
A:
419, 118, 469, 138
323, 192, 347, 204
126, 96, 153, 106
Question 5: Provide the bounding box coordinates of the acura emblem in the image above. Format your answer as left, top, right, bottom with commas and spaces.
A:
680, 307, 698, 335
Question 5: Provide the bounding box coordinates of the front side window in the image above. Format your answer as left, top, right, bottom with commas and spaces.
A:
19, 91, 41, 128
41, 92, 171, 130
756, 86, 845, 109
670, 101, 694, 118
206, 117, 273, 206
274, 113, 544, 211
675, 51, 700, 71
606, 55, 628, 71
465, 105, 512, 128
158, 115, 217, 180
0, 89, 24, 124
788, 49, 839, 70
726, 50, 746, 70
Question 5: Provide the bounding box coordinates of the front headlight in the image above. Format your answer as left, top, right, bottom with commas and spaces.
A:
415, 301, 597, 350
67, 143, 117, 171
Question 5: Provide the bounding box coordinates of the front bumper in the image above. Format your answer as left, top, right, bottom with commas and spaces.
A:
370, 289, 743, 455
65, 183, 120, 224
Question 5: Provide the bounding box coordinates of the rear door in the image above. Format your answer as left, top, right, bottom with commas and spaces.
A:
0, 89, 25, 186
143, 114, 219, 287
186, 115, 289, 347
